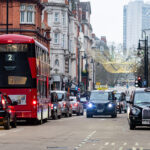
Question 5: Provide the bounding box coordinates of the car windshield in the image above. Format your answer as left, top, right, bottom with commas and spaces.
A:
134, 92, 150, 105
57, 93, 64, 100
90, 91, 113, 101
115, 93, 121, 101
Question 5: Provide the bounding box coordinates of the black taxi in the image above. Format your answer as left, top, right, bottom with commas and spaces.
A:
128, 88, 150, 130
86, 90, 117, 118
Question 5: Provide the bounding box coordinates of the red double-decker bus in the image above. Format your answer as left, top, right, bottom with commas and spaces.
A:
0, 34, 51, 124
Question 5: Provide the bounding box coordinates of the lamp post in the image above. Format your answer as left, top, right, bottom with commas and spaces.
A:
138, 30, 149, 87
78, 42, 81, 87
91, 59, 95, 90
6, 0, 9, 34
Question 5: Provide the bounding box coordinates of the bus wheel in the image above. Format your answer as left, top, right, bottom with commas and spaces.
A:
39, 111, 43, 125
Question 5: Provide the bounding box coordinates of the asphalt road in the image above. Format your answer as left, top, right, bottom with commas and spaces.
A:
0, 113, 150, 150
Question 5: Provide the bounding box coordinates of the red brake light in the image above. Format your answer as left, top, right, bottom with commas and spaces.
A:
32, 100, 37, 105
63, 102, 66, 107
74, 103, 78, 107
51, 104, 53, 109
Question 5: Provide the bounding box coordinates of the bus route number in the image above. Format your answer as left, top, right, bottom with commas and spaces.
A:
5, 54, 15, 62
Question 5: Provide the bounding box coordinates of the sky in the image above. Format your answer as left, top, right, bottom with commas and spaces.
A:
80, 0, 150, 44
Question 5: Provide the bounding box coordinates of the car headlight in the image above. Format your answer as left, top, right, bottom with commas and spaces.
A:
88, 103, 93, 108
108, 103, 113, 108
131, 107, 140, 115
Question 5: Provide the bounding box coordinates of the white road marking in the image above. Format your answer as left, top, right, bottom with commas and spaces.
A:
139, 148, 143, 150
74, 131, 96, 149
135, 142, 139, 146
119, 147, 123, 150
111, 143, 115, 146
132, 147, 136, 150
123, 143, 127, 146
105, 142, 109, 146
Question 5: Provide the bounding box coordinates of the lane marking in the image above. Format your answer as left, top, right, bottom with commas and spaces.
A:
123, 143, 127, 146
132, 147, 136, 150
74, 131, 96, 150
119, 147, 123, 150
105, 142, 109, 146
111, 143, 115, 146
135, 142, 139, 146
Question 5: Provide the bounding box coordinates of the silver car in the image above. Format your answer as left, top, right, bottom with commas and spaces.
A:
69, 96, 84, 116
51, 91, 72, 117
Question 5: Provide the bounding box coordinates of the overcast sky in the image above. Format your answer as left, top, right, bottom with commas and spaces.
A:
80, 0, 150, 44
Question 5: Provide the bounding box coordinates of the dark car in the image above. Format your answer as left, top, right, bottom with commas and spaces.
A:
51, 91, 72, 117
0, 92, 17, 129
69, 96, 84, 116
128, 88, 150, 130
86, 90, 117, 118
50, 92, 62, 120
115, 92, 127, 113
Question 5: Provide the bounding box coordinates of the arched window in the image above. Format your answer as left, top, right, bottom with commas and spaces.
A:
55, 59, 59, 66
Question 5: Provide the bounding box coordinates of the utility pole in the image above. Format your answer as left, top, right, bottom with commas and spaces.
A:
6, 0, 9, 34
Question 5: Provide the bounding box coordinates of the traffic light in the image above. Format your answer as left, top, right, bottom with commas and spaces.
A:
138, 77, 142, 88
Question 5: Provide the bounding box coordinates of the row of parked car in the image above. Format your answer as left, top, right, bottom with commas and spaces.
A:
0, 90, 88, 130
49, 91, 85, 120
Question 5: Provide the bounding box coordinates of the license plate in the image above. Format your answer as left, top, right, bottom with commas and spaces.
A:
97, 109, 103, 113
142, 119, 150, 125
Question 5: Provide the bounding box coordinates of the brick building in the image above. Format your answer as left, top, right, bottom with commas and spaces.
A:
0, 0, 51, 50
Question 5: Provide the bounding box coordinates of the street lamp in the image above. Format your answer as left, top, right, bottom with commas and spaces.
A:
77, 41, 81, 87
82, 53, 88, 91
137, 30, 149, 87
91, 59, 95, 90
6, 0, 9, 34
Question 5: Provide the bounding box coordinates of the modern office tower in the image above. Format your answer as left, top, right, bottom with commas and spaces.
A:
123, 0, 150, 56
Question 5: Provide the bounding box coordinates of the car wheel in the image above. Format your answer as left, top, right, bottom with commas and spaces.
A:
65, 110, 69, 117
111, 113, 117, 118
81, 109, 84, 116
58, 114, 61, 119
86, 114, 92, 118
69, 112, 72, 117
52, 111, 58, 120
11, 116, 17, 128
4, 116, 11, 130
119, 107, 122, 114
38, 111, 43, 124
129, 120, 136, 130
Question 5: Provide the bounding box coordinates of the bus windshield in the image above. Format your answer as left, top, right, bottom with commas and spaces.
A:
0, 44, 28, 52
0, 43, 35, 88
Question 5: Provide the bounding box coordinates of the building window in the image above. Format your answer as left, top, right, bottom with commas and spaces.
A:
55, 59, 59, 66
54, 33, 59, 44
20, 4, 35, 24
54, 12, 59, 22
62, 13, 66, 25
